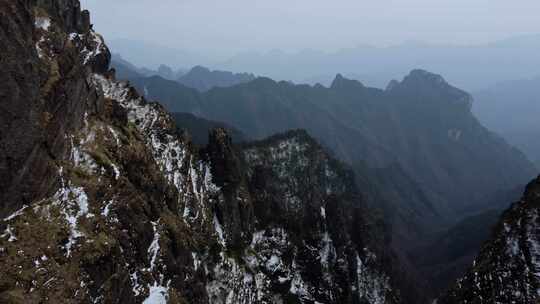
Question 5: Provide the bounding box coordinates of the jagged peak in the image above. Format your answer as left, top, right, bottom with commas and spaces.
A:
331, 73, 365, 90
388, 69, 473, 110
401, 69, 449, 87
385, 79, 400, 91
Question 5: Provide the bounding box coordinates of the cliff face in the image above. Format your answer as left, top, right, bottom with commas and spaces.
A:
0, 1, 403, 303
439, 176, 540, 303
0, 0, 109, 217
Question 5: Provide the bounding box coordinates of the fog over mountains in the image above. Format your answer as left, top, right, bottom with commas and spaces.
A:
2, 0, 540, 303
473, 76, 540, 168
108, 35, 540, 91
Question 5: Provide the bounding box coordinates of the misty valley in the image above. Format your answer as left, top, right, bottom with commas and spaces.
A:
0, 0, 539, 304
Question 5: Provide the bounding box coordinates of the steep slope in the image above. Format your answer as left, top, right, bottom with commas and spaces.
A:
177, 66, 256, 92
131, 69, 536, 298
0, 0, 109, 218
137, 70, 535, 228
0, 1, 406, 303
473, 76, 540, 168
439, 176, 540, 303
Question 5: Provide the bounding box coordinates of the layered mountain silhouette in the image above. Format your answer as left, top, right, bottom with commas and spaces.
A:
111, 54, 186, 81
2, 0, 539, 303
111, 55, 256, 92
177, 66, 256, 92
0, 0, 423, 303
127, 69, 535, 225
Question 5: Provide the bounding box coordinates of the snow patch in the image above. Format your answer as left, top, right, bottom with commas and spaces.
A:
3, 205, 29, 221
52, 183, 90, 256
1, 225, 17, 242
102, 200, 114, 217
35, 16, 51, 31
142, 282, 169, 304
214, 215, 226, 246
146, 221, 161, 272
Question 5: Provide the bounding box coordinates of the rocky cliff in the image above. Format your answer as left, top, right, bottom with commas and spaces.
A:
439, 176, 540, 303
0, 1, 405, 303
124, 59, 537, 296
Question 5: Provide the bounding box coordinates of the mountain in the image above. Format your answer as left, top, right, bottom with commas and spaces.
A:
111, 54, 186, 81
216, 36, 540, 91
472, 76, 540, 168
128, 69, 537, 298
171, 112, 248, 145
110, 53, 145, 79
0, 1, 418, 303
177, 66, 256, 92
107, 38, 212, 69
439, 176, 540, 303
111, 56, 256, 92
135, 71, 536, 224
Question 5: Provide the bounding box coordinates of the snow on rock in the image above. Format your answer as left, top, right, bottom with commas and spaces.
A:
3, 205, 29, 222
102, 200, 114, 217
89, 74, 399, 304
52, 182, 89, 256
213, 214, 226, 247
1, 225, 17, 242
69, 30, 106, 65
146, 221, 161, 272
35, 16, 51, 31
92, 74, 221, 226
440, 189, 540, 303
354, 253, 391, 304
142, 282, 169, 304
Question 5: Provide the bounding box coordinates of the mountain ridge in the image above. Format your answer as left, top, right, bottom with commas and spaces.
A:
0, 1, 417, 303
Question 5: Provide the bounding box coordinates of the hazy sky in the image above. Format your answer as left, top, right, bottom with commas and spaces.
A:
82, 0, 540, 56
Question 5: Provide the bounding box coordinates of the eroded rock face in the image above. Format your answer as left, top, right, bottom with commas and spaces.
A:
439, 176, 540, 303
0, 1, 403, 303
0, 0, 110, 218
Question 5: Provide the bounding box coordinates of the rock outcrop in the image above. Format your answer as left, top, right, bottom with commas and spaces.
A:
439, 176, 540, 303
0, 1, 404, 303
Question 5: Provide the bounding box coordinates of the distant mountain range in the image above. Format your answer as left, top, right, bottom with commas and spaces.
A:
107, 35, 540, 91
111, 55, 256, 92
4, 1, 540, 303
217, 35, 540, 91
177, 66, 256, 92
472, 76, 540, 168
